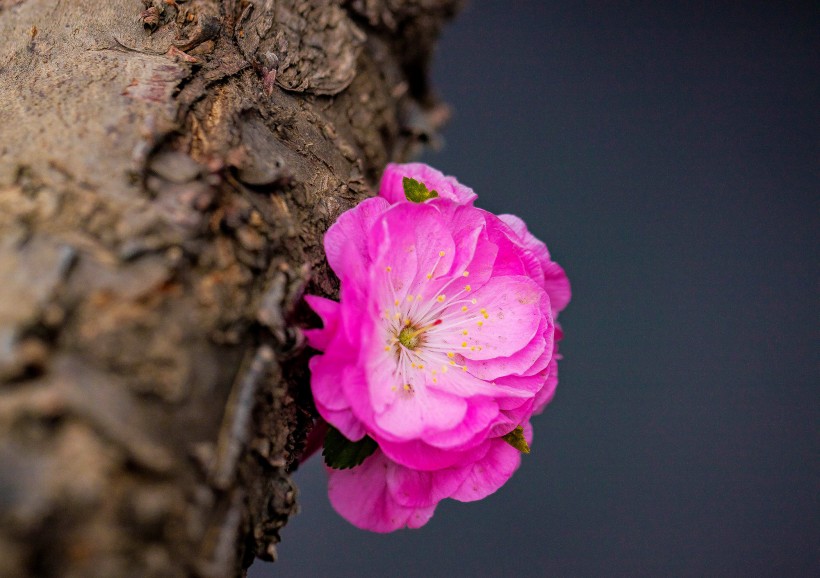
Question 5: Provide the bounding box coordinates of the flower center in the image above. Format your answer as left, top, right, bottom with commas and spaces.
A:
397, 325, 422, 350
396, 318, 441, 351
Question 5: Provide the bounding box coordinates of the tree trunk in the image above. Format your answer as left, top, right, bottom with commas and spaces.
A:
0, 1, 458, 576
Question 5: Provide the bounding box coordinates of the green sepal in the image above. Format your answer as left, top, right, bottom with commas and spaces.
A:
402, 176, 439, 203
323, 425, 378, 469
502, 425, 530, 454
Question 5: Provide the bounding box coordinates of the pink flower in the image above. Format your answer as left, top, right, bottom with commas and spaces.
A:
305, 163, 570, 531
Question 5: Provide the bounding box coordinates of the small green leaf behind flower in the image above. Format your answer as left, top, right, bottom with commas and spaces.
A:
402, 176, 439, 203
502, 425, 530, 454
323, 425, 378, 469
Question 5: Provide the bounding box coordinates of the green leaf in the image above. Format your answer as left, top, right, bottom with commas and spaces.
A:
323, 425, 378, 469
502, 426, 530, 454
402, 176, 439, 203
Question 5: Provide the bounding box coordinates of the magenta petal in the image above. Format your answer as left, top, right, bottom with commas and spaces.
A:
499, 213, 571, 313
386, 461, 471, 508
309, 350, 368, 441
373, 385, 468, 440
369, 202, 457, 301
461, 275, 544, 360
327, 452, 438, 532
466, 294, 554, 380
532, 356, 559, 415
303, 295, 341, 351
422, 396, 497, 450
324, 196, 390, 281
376, 436, 488, 471
379, 162, 478, 206
450, 422, 533, 502
541, 259, 572, 314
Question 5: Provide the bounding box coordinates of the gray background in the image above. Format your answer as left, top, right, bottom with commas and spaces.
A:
251, 1, 818, 576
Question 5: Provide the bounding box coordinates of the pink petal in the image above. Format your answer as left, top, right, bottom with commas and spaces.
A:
421, 396, 498, 450
368, 202, 456, 303
324, 196, 390, 280
460, 275, 545, 360
386, 461, 472, 509
379, 163, 478, 206
450, 422, 533, 502
541, 259, 572, 314
376, 436, 488, 471
327, 452, 438, 532
373, 384, 468, 440
303, 295, 341, 351
466, 293, 554, 380
531, 355, 559, 415
499, 213, 571, 313
485, 214, 545, 283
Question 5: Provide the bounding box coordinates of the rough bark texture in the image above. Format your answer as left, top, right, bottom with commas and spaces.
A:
0, 1, 458, 576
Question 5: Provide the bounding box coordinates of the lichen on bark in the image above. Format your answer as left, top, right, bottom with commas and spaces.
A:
0, 1, 460, 576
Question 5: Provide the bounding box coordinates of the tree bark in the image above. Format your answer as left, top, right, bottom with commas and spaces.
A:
0, 1, 458, 576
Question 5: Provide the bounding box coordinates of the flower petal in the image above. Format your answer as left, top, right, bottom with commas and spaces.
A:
373, 383, 467, 440
450, 422, 533, 502
327, 452, 437, 532
324, 196, 390, 282
369, 202, 456, 303
499, 213, 571, 313
458, 275, 545, 360
379, 163, 477, 206
303, 295, 341, 352
386, 461, 471, 509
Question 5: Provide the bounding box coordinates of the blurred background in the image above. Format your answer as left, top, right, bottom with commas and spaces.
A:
252, 1, 818, 575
